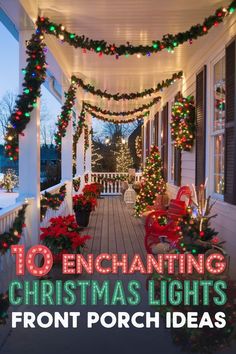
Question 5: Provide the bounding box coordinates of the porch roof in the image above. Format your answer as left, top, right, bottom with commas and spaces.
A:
1, 0, 231, 114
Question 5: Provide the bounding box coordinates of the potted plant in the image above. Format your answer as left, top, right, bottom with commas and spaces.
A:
73, 194, 96, 227
40, 215, 91, 263
82, 183, 100, 199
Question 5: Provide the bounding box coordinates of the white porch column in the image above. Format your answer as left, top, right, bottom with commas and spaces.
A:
18, 30, 40, 244
61, 79, 73, 213
143, 121, 147, 166
76, 129, 85, 190
85, 116, 92, 182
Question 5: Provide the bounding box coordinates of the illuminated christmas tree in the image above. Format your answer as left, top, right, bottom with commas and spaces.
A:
2, 169, 18, 193
115, 140, 133, 172
135, 145, 166, 216
92, 141, 103, 171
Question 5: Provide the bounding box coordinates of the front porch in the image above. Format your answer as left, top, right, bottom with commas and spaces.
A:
0, 1, 236, 352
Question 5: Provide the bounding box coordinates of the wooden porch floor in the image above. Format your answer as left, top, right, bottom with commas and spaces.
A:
84, 196, 145, 257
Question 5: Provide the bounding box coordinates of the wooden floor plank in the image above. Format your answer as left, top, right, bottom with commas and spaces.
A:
86, 196, 146, 258
120, 200, 145, 259
91, 197, 105, 255
100, 197, 109, 253
113, 197, 126, 254
108, 197, 117, 253
117, 197, 134, 256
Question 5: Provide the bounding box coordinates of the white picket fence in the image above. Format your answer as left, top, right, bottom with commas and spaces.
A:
91, 172, 142, 195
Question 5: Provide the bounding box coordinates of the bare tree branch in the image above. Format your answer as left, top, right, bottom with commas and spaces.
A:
0, 91, 17, 139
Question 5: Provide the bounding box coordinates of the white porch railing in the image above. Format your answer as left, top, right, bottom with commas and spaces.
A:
40, 181, 70, 228
0, 201, 32, 292
91, 172, 142, 195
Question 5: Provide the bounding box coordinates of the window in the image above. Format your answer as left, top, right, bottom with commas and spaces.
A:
212, 57, 225, 195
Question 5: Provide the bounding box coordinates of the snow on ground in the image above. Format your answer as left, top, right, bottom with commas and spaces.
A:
0, 189, 19, 209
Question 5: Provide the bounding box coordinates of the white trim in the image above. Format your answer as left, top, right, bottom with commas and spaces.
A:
207, 50, 225, 198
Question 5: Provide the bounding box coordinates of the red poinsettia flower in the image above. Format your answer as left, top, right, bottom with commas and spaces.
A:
73, 194, 96, 212
40, 215, 91, 257
71, 234, 91, 250
82, 183, 100, 198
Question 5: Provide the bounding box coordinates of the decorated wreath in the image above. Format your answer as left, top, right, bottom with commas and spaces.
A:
170, 95, 195, 151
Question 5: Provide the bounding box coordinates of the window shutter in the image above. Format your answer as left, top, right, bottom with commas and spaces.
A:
174, 92, 182, 186
161, 103, 168, 181
224, 39, 236, 204
195, 66, 207, 187
174, 148, 181, 186
146, 120, 150, 156
154, 112, 159, 145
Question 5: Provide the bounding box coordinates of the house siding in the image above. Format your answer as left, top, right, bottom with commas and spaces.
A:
145, 14, 236, 272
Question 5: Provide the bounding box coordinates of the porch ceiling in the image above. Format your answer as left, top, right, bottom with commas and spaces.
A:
19, 0, 229, 112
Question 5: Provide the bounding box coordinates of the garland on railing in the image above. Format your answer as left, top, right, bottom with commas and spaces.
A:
41, 185, 66, 219
86, 109, 148, 124
0, 204, 27, 254
54, 83, 77, 149
170, 95, 195, 151
4, 31, 47, 161
72, 71, 183, 100
92, 174, 127, 183
84, 96, 161, 117
36, 2, 235, 57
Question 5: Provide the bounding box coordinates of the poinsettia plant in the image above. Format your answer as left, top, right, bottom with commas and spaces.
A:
40, 215, 91, 259
73, 194, 97, 212
82, 183, 101, 198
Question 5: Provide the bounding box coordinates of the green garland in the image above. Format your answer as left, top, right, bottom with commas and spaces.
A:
54, 83, 77, 149
41, 185, 66, 219
36, 2, 235, 57
4, 1, 236, 161
72, 71, 183, 100
85, 109, 148, 124
91, 174, 127, 183
0, 205, 27, 254
170, 95, 195, 151
74, 104, 86, 145
84, 96, 160, 117
4, 31, 47, 160
84, 124, 89, 151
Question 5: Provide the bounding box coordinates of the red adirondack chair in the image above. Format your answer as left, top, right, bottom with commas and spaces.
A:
144, 186, 192, 254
